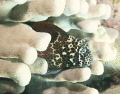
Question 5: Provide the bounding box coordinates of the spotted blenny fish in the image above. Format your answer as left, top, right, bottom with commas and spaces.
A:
30, 21, 93, 74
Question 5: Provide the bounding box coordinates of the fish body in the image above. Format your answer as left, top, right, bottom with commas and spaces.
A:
30, 22, 93, 74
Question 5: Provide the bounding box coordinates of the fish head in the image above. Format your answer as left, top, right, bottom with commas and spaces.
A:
65, 35, 93, 68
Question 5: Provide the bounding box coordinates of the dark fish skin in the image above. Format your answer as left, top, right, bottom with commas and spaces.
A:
30, 21, 93, 74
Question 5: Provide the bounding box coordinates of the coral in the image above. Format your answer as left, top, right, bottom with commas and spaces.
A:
86, 0, 97, 5
0, 0, 119, 94
92, 26, 119, 43
42, 87, 99, 94
90, 61, 104, 75
0, 59, 31, 86
8, 0, 66, 22
63, 0, 81, 16
23, 75, 99, 94
0, 78, 25, 94
29, 57, 48, 74
102, 2, 120, 31
0, 0, 29, 22
100, 86, 120, 94
0, 22, 51, 92
89, 40, 117, 61
0, 23, 51, 64
76, 4, 111, 19
77, 18, 101, 33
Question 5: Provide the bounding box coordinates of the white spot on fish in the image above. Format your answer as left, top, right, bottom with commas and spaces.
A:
62, 52, 67, 55
66, 64, 70, 67
70, 58, 73, 62
73, 63, 76, 66
62, 46, 65, 49
55, 54, 61, 60
67, 36, 74, 42
70, 53, 75, 56
68, 43, 73, 48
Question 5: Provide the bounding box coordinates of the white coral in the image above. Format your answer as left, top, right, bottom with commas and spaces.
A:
0, 59, 31, 86
0, 23, 51, 64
